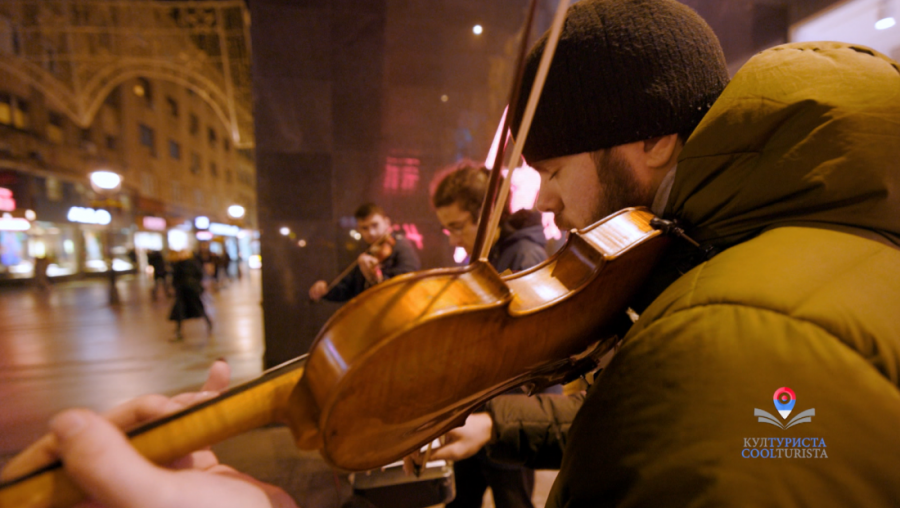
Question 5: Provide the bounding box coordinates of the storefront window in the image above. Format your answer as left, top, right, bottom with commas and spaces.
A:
168, 228, 190, 252
82, 227, 134, 273
0, 230, 30, 276
83, 229, 106, 272
29, 222, 78, 277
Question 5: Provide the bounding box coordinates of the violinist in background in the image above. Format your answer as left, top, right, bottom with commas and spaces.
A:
308, 203, 421, 303
432, 163, 551, 508
433, 162, 547, 275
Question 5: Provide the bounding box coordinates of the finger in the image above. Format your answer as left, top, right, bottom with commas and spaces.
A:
0, 434, 58, 481
169, 390, 217, 408
201, 359, 230, 392
402, 455, 418, 476
167, 449, 220, 471
51, 409, 173, 508
429, 440, 470, 462
103, 393, 173, 430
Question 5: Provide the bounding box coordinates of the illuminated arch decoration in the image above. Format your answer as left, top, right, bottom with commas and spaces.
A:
0, 0, 253, 147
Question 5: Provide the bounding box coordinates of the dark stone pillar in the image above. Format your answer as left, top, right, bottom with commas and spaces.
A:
251, 0, 530, 367
251, 0, 387, 367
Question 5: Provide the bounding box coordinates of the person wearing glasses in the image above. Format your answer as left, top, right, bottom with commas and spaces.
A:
432, 162, 547, 275
429, 162, 550, 508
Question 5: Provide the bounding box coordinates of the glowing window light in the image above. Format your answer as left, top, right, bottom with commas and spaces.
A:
89, 171, 122, 191
542, 212, 562, 241
67, 207, 111, 225
209, 223, 240, 237
877, 0, 897, 30
228, 205, 245, 218
473, 25, 483, 35
453, 246, 468, 264
508, 163, 541, 212
485, 107, 509, 170
0, 213, 30, 231
279, 227, 290, 236
876, 16, 896, 29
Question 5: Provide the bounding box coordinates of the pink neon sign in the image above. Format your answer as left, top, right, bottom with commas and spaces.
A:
392, 223, 424, 250
143, 216, 167, 231
402, 223, 424, 250
384, 157, 420, 192
484, 110, 560, 242
0, 187, 15, 212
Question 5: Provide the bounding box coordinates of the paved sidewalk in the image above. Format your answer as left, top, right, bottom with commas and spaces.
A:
0, 272, 265, 458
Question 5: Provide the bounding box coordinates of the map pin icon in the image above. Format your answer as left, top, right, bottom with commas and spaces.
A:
773, 387, 796, 420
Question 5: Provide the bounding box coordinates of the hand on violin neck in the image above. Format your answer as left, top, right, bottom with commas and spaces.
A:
1, 360, 232, 482
46, 407, 297, 508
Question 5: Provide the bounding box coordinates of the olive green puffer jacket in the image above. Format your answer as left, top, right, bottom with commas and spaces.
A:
488, 42, 900, 507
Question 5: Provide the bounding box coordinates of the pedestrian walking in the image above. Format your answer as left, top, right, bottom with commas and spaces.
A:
33, 255, 51, 291
168, 250, 212, 340
147, 250, 170, 300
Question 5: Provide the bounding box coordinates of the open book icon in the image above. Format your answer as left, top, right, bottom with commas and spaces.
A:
754, 408, 815, 429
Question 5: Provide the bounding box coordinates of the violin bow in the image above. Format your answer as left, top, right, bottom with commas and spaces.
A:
472, 0, 571, 262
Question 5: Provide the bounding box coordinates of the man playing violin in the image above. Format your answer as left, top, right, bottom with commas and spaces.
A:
7, 0, 900, 507
308, 203, 421, 302
411, 1, 900, 507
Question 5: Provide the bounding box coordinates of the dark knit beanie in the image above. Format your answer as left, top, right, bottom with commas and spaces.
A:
512, 0, 729, 163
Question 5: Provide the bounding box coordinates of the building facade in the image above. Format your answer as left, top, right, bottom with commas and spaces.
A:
0, 0, 256, 282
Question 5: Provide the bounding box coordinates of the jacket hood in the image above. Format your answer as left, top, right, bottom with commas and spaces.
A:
668, 41, 900, 248
500, 209, 547, 248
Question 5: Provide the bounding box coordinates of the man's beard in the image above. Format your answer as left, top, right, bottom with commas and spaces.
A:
587, 148, 655, 224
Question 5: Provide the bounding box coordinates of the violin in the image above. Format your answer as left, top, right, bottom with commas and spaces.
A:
366, 231, 396, 262
0, 0, 672, 505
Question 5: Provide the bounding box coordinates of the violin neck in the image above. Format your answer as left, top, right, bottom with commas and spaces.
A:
0, 356, 308, 508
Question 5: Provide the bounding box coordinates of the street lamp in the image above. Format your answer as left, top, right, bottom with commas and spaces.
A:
90, 170, 123, 305
227, 204, 245, 219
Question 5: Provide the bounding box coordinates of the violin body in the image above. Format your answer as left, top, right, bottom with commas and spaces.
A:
293, 207, 669, 470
